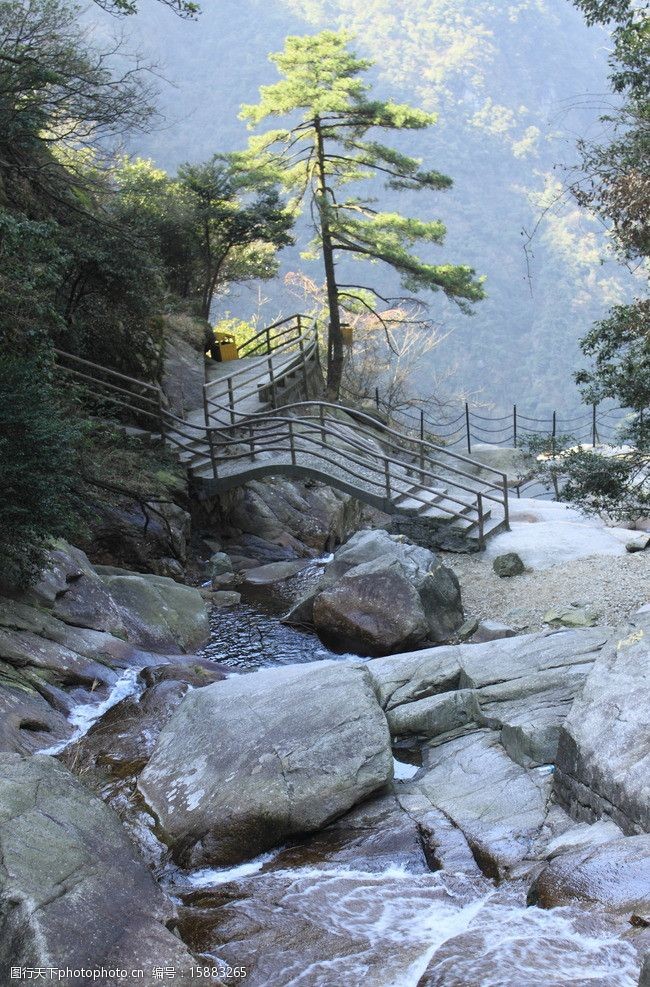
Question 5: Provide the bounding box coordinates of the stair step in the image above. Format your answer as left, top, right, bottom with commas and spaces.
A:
394, 490, 445, 511
417, 497, 476, 521
178, 447, 211, 463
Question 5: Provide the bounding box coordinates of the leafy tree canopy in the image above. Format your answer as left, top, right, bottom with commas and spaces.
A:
240, 30, 484, 396
92, 0, 200, 17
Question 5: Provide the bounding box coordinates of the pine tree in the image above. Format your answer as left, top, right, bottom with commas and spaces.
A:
240, 30, 484, 398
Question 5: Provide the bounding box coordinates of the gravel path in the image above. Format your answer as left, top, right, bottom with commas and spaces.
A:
450, 550, 650, 632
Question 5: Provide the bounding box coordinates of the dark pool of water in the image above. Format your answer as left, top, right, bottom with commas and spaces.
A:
199, 558, 353, 671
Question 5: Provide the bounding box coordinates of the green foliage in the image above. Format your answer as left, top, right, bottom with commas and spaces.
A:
520, 432, 579, 498
92, 0, 199, 15
241, 29, 484, 396
573, 0, 649, 101
521, 429, 650, 520
560, 448, 650, 521
176, 155, 294, 319
0, 212, 67, 351
78, 420, 185, 501
575, 300, 650, 430
0, 354, 82, 588
122, 0, 638, 412
114, 155, 293, 322
566, 0, 650, 518
0, 0, 156, 210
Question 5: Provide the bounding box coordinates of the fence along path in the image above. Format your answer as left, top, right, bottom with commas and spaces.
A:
54, 315, 510, 548
376, 394, 629, 454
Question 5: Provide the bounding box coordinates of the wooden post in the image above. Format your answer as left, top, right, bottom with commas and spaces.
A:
502, 476, 510, 530
384, 457, 391, 501
249, 424, 255, 462
158, 389, 167, 443
477, 492, 484, 549
298, 324, 308, 396
203, 389, 218, 479
465, 403, 471, 454
552, 410, 557, 456
288, 419, 296, 465
513, 404, 517, 448
319, 404, 327, 445
227, 377, 235, 425
268, 356, 276, 409
419, 408, 425, 474
592, 403, 598, 447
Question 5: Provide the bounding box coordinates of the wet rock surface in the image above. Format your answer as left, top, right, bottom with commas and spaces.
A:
407, 730, 553, 878
138, 661, 393, 866
0, 754, 197, 986
1, 520, 647, 985
0, 543, 210, 757
295, 529, 464, 656
528, 835, 650, 917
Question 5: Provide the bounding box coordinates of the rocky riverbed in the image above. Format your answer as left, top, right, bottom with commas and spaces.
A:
0, 490, 648, 987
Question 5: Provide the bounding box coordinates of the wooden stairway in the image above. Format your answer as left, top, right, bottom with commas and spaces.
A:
54, 315, 510, 549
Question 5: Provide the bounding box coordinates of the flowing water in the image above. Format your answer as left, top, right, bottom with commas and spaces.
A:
47, 559, 641, 986
183, 576, 643, 986
172, 852, 640, 986
199, 556, 353, 670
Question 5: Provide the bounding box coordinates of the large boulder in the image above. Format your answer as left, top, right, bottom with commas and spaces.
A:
367, 627, 608, 715
24, 541, 128, 637
555, 607, 650, 834
138, 661, 393, 866
365, 628, 614, 880
528, 835, 650, 918
403, 730, 552, 878
0, 754, 196, 985
204, 475, 363, 551
0, 545, 210, 756
308, 530, 463, 656
313, 558, 430, 656
14, 542, 209, 654
97, 567, 209, 653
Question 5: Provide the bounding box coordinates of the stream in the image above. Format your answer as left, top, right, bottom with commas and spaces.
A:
167, 570, 642, 987
38, 559, 642, 986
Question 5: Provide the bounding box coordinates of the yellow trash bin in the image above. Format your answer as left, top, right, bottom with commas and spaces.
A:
211, 330, 239, 362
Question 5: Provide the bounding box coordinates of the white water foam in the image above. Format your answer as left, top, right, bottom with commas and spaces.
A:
189, 861, 641, 987
41, 667, 144, 755
186, 848, 282, 887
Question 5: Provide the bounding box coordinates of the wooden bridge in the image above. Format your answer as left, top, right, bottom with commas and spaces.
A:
55, 314, 510, 548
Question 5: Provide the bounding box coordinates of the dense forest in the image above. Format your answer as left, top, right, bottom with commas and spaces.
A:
106, 0, 642, 412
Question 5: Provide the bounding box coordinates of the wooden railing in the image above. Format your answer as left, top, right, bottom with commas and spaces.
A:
201, 401, 510, 542
53, 314, 510, 547
202, 314, 318, 425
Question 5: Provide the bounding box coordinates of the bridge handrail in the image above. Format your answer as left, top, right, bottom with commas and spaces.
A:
53, 349, 161, 393
209, 412, 507, 513
211, 428, 483, 523
53, 312, 510, 544
203, 318, 317, 399
205, 398, 509, 488
204, 338, 319, 415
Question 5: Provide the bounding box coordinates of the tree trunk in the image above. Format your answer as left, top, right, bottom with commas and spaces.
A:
314, 117, 344, 400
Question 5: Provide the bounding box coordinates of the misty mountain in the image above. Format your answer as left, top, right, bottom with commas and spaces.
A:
96, 0, 640, 414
